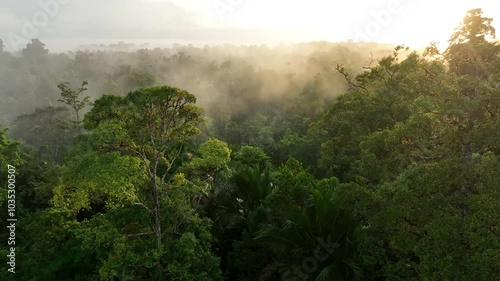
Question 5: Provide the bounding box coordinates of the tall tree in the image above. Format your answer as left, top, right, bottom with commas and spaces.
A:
79, 85, 206, 277
57, 81, 92, 124
22, 39, 49, 63
11, 106, 73, 166
445, 8, 500, 79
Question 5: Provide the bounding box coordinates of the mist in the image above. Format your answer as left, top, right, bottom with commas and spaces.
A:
1, 1, 500, 280
0, 39, 397, 127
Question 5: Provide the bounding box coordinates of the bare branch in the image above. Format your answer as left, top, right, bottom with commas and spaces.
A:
336, 64, 368, 92
124, 231, 154, 238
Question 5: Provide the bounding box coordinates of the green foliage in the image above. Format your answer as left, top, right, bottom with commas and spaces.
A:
184, 138, 231, 177
445, 9, 500, 79
264, 157, 315, 220
0, 126, 23, 267
40, 85, 221, 280
11, 106, 74, 165
57, 81, 92, 123
257, 187, 363, 281
233, 145, 270, 168
308, 11, 500, 279
2, 9, 499, 281
52, 151, 147, 214
0, 126, 23, 172
14, 208, 100, 281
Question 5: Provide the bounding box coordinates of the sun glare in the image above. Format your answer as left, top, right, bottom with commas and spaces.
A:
206, 0, 499, 51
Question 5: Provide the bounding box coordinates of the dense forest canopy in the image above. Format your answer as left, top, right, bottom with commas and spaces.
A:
0, 39, 397, 125
0, 8, 499, 281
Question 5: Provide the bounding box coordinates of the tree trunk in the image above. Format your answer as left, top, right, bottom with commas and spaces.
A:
152, 178, 163, 276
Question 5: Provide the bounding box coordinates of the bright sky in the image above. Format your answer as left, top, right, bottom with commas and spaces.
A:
172, 0, 500, 47
1, 0, 499, 51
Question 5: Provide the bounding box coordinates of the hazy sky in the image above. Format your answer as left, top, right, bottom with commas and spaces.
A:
1, 0, 499, 51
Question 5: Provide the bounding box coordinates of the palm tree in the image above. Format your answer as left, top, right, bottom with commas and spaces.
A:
197, 166, 274, 279
256, 188, 363, 281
